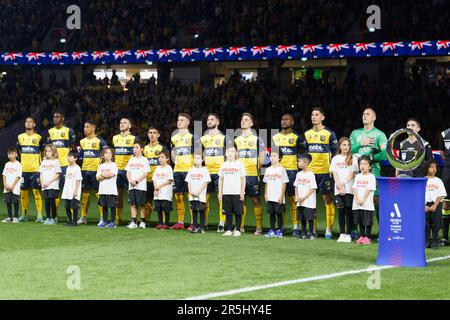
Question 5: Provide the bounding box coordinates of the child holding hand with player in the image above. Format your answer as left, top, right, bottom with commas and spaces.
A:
263, 151, 289, 238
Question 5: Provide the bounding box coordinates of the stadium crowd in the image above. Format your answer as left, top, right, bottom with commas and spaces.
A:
1, 66, 448, 151
1, 0, 449, 52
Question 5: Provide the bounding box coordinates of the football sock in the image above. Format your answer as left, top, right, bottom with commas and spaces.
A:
175, 193, 185, 224
289, 195, 298, 229
254, 205, 263, 230
325, 202, 335, 231
20, 190, 29, 215
218, 200, 225, 225
145, 201, 152, 222
32, 189, 43, 218
241, 205, 247, 230
81, 191, 90, 218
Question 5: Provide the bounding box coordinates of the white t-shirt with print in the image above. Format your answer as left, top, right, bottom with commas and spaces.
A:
263, 165, 289, 203
2, 161, 22, 195
153, 165, 174, 201
293, 170, 317, 209
61, 164, 82, 200
425, 176, 447, 203
352, 173, 377, 211
330, 154, 359, 195
185, 166, 211, 203
39, 159, 62, 190
97, 162, 119, 195
125, 156, 150, 191
218, 161, 246, 195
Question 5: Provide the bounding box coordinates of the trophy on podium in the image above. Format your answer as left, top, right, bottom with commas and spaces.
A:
376, 128, 428, 267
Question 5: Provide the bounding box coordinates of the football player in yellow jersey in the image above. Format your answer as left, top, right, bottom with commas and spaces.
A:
77, 120, 107, 226
143, 127, 168, 226
304, 107, 338, 239
234, 113, 266, 235
17, 116, 44, 222
271, 113, 306, 236
170, 113, 194, 230
112, 118, 140, 225
46, 111, 77, 213
200, 113, 226, 232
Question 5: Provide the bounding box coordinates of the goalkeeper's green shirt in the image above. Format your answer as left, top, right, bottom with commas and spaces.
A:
350, 127, 387, 177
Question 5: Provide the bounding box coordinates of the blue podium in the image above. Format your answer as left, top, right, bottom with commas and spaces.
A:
376, 177, 427, 267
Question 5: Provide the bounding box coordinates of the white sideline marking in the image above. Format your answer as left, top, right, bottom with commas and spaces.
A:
183, 255, 450, 300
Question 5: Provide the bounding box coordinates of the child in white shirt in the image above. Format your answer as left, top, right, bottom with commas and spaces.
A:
2, 148, 22, 223
153, 150, 174, 230
263, 151, 289, 238
330, 137, 359, 243
96, 147, 119, 229
218, 147, 246, 237
425, 160, 447, 249
185, 153, 211, 233
294, 153, 317, 240
126, 141, 150, 229
39, 144, 61, 225
352, 156, 377, 245
61, 151, 82, 227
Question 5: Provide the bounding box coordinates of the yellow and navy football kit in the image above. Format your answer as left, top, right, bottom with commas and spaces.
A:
17, 132, 44, 217
47, 126, 76, 186
235, 133, 265, 196
235, 133, 265, 231
304, 126, 338, 232
79, 136, 107, 219
272, 131, 306, 231
143, 143, 168, 221
112, 134, 140, 189
272, 131, 305, 195
171, 132, 194, 225
201, 132, 226, 225
304, 127, 338, 193
171, 132, 194, 192
112, 133, 140, 224
80, 136, 107, 190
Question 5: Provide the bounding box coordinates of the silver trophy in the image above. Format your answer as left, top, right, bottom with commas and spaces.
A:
386, 128, 426, 176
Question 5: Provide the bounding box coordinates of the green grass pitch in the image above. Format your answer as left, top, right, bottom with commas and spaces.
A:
0, 192, 449, 300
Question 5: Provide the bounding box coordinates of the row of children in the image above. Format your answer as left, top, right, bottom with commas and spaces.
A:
2, 138, 447, 246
